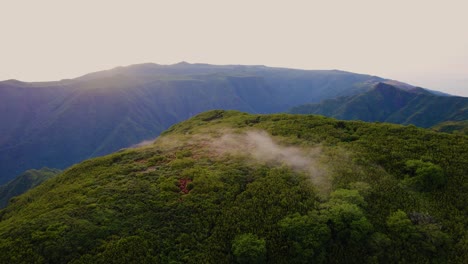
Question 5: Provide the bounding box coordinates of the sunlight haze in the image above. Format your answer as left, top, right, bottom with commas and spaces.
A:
1, 0, 467, 96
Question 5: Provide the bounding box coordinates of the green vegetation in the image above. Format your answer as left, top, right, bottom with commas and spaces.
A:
0, 110, 467, 263
432, 120, 468, 135
290, 82, 468, 128
0, 63, 383, 184
0, 168, 61, 208
232, 233, 266, 264
402, 160, 446, 191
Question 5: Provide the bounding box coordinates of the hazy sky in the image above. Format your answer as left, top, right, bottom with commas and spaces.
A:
1, 0, 467, 96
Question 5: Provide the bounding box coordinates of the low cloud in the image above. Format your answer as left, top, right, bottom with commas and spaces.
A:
129, 139, 155, 148
209, 130, 328, 190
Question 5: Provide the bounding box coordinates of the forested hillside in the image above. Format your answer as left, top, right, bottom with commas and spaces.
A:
0, 110, 466, 263
0, 63, 386, 183
290, 82, 468, 127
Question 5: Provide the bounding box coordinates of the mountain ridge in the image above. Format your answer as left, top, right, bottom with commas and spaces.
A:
0, 63, 392, 183
290, 82, 467, 127
0, 63, 463, 183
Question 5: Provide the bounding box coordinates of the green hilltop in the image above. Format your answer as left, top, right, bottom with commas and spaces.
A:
0, 110, 467, 263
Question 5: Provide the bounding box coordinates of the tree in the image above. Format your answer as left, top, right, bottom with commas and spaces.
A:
279, 211, 330, 263
97, 236, 156, 264
319, 189, 374, 261
232, 233, 266, 264
386, 210, 451, 263
403, 160, 446, 191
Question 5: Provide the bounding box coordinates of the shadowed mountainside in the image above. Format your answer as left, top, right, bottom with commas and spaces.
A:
290, 82, 468, 127
0, 63, 389, 183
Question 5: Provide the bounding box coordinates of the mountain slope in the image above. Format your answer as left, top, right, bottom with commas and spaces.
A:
290, 82, 468, 127
432, 120, 468, 135
0, 168, 60, 208
0, 63, 387, 183
0, 111, 466, 263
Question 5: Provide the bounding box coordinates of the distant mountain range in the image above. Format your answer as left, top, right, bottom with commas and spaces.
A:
290, 82, 468, 127
0, 62, 465, 183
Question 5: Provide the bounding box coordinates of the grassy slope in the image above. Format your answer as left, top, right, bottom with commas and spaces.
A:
0, 110, 467, 263
0, 168, 61, 208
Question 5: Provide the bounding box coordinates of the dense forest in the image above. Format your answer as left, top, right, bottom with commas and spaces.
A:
0, 110, 466, 263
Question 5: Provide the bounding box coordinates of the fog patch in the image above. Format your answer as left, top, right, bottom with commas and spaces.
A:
129, 139, 155, 148
209, 130, 329, 191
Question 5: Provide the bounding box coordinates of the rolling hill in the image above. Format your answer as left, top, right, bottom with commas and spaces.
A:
0, 168, 60, 208
290, 82, 468, 127
0, 63, 390, 183
432, 120, 468, 135
0, 110, 466, 263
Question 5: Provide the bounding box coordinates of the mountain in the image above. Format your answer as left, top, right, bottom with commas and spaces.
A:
290, 82, 468, 127
432, 120, 468, 135
0, 168, 60, 208
0, 110, 466, 263
0, 63, 391, 184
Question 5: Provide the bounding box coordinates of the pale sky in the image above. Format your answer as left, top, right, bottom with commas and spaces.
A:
1, 0, 467, 96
